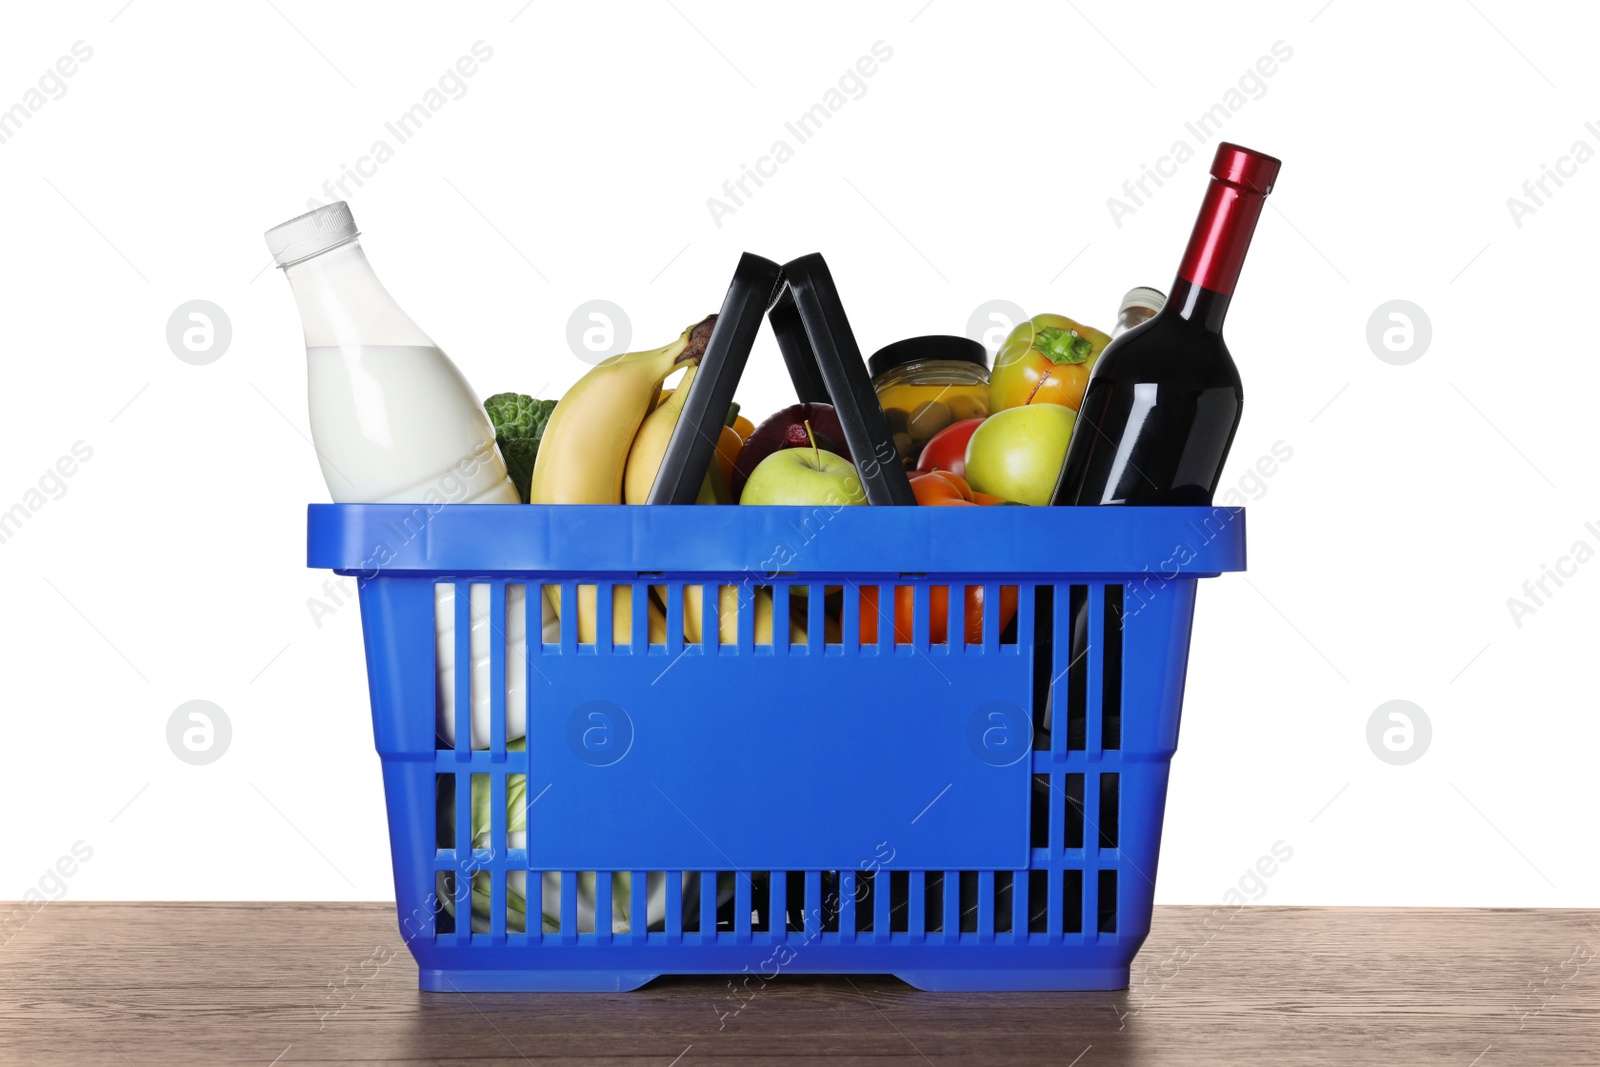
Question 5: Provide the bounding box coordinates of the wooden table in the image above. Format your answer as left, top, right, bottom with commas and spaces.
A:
1, 904, 1594, 1065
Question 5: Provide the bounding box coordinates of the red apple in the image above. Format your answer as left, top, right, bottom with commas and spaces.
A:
731, 403, 851, 501
915, 417, 984, 478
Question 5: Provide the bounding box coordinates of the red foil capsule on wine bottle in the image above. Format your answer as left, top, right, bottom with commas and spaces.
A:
1176, 143, 1282, 296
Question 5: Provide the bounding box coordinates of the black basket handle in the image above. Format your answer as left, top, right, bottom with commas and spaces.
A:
647, 253, 783, 505
769, 254, 914, 505
648, 252, 915, 506
768, 286, 829, 404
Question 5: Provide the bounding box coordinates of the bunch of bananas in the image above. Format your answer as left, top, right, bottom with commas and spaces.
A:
530, 315, 802, 645
528, 316, 709, 643
529, 316, 716, 506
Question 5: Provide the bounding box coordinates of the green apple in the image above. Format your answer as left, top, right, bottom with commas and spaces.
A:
739, 446, 866, 506
964, 404, 1076, 506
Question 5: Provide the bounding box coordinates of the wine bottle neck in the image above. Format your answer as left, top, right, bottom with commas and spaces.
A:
1167, 277, 1230, 332
1176, 176, 1268, 300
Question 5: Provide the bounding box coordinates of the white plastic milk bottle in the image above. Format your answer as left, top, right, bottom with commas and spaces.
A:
265, 202, 538, 747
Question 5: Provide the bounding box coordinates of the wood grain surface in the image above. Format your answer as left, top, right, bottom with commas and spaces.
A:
1, 903, 1595, 1065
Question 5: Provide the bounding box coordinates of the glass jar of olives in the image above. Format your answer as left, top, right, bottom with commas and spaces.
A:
868, 335, 990, 469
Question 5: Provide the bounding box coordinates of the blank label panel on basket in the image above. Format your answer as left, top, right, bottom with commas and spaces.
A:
285, 141, 1269, 992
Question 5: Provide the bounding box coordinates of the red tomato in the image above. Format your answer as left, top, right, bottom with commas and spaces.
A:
915, 418, 984, 478
859, 584, 1020, 645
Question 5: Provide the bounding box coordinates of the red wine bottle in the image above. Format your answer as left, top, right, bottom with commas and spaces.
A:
1050, 143, 1280, 506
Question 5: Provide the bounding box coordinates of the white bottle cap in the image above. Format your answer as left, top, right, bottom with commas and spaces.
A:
1119, 286, 1167, 314
264, 202, 359, 268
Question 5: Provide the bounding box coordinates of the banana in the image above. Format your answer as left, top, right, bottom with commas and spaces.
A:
558, 582, 804, 646
531, 316, 716, 505
543, 584, 666, 645
626, 371, 801, 643
533, 315, 715, 643
625, 364, 732, 506
625, 364, 697, 504
682, 584, 809, 646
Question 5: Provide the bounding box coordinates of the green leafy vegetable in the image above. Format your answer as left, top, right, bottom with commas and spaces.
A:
484, 393, 557, 504
434, 740, 705, 935
436, 739, 547, 933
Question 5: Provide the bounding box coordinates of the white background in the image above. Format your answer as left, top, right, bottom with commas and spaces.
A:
2, 0, 1594, 908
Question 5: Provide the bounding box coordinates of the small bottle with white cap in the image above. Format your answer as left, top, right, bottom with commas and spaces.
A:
264, 201, 518, 505
1112, 286, 1166, 338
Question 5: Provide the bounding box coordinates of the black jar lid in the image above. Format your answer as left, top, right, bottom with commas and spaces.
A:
867, 334, 988, 381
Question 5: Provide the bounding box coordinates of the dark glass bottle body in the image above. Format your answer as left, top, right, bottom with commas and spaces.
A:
1049, 278, 1241, 506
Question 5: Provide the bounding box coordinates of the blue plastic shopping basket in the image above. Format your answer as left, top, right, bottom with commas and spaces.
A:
309, 502, 1242, 992
304, 254, 1247, 992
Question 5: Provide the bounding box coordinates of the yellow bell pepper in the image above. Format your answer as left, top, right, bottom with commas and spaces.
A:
989, 313, 1112, 413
